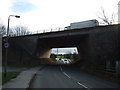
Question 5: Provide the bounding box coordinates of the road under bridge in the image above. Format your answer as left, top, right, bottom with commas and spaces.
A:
2, 24, 120, 77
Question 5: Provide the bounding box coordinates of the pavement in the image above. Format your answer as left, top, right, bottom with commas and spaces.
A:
2, 65, 44, 89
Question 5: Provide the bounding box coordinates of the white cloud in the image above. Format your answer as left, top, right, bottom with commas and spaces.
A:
0, 0, 119, 31
0, 0, 12, 24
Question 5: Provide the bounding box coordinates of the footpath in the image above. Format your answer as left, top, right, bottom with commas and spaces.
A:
1, 65, 44, 89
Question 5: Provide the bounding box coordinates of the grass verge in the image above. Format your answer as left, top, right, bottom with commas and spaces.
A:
2, 72, 20, 85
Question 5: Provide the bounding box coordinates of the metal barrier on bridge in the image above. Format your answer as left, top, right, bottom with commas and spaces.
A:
3, 27, 66, 37
31, 27, 66, 34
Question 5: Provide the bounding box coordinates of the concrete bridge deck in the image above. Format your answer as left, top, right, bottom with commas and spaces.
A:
2, 24, 120, 76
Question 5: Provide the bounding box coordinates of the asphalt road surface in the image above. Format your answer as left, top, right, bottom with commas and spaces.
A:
30, 65, 119, 89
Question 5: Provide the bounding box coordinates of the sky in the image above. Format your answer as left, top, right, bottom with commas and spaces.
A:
51, 48, 78, 54
0, 0, 119, 32
0, 0, 119, 54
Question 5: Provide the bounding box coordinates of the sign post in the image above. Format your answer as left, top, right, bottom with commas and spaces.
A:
4, 43, 9, 48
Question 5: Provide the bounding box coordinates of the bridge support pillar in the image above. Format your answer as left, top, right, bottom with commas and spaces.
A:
37, 47, 51, 58
77, 37, 91, 61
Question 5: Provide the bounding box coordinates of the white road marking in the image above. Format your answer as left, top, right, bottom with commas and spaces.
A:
77, 82, 91, 90
60, 66, 90, 90
63, 72, 71, 79
60, 66, 70, 78
60, 66, 63, 72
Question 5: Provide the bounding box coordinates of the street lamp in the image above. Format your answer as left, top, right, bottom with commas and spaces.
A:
7, 15, 20, 37
4, 15, 20, 78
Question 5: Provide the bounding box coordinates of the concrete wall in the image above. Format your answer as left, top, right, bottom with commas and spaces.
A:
89, 25, 119, 62
2, 35, 41, 65
37, 47, 51, 58
2, 25, 120, 67
11, 35, 39, 55
2, 34, 52, 65
77, 36, 91, 60
83, 25, 120, 74
75, 25, 120, 74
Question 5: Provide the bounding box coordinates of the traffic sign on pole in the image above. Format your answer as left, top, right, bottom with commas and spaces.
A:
4, 43, 9, 48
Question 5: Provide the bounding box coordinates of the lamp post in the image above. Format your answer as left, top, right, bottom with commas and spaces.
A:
118, 1, 120, 24
4, 15, 20, 78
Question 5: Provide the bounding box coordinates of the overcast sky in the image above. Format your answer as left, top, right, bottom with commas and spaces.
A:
0, 0, 119, 54
51, 48, 78, 54
0, 0, 119, 32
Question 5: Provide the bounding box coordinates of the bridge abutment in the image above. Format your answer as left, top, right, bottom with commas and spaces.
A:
77, 36, 91, 61
37, 47, 51, 58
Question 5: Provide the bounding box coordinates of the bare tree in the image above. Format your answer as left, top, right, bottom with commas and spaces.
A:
0, 23, 6, 37
97, 7, 115, 25
10, 25, 31, 36
0, 18, 6, 36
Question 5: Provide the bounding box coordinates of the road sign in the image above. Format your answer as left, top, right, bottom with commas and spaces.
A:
4, 43, 9, 48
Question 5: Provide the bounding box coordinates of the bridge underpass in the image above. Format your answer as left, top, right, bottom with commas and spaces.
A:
36, 32, 89, 61
2, 24, 120, 77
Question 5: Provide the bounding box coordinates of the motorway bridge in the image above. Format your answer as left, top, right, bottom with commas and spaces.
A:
2, 24, 120, 80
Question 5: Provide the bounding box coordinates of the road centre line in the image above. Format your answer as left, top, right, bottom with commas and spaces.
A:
63, 72, 71, 78
60, 66, 63, 72
60, 66, 90, 89
77, 82, 91, 90
60, 66, 70, 78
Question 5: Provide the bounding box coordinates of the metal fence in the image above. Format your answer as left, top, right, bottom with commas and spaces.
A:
2, 27, 66, 37
31, 27, 66, 34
